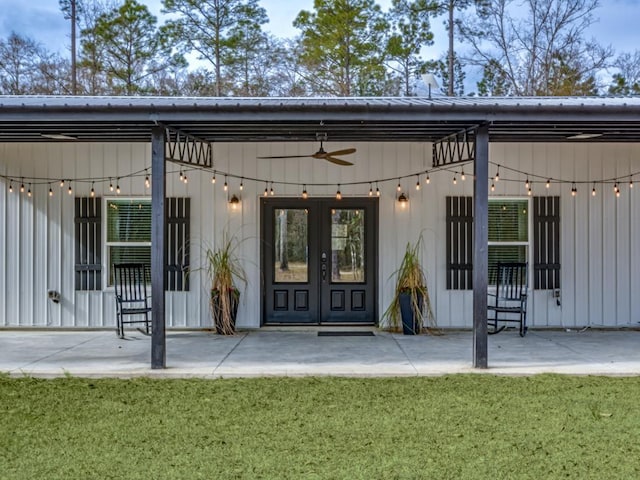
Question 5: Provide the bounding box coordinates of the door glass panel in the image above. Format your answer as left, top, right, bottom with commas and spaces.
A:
331, 209, 365, 283
274, 208, 308, 283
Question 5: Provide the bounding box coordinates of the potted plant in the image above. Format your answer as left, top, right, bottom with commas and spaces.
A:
204, 233, 247, 335
383, 235, 435, 334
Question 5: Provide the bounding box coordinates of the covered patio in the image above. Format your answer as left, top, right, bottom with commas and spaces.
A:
1, 95, 640, 370
1, 328, 640, 378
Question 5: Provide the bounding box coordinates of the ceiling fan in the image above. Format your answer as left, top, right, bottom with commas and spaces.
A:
257, 134, 356, 166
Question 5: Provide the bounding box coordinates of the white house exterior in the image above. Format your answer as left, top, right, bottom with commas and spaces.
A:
1, 96, 640, 366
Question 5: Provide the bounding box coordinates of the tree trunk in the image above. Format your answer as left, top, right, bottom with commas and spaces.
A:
448, 0, 454, 96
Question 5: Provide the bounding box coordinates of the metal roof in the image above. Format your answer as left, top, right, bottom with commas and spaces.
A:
1, 95, 640, 143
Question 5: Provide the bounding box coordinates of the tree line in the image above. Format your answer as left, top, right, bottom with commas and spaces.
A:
0, 0, 638, 97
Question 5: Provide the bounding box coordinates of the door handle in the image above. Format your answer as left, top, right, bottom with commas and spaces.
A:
322, 263, 327, 281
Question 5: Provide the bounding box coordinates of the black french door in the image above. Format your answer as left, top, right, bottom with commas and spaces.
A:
261, 197, 378, 325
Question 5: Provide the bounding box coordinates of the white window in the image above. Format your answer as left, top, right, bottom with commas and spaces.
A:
488, 198, 530, 285
105, 198, 152, 286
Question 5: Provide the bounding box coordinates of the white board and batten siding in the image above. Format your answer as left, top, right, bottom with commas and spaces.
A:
1, 141, 639, 329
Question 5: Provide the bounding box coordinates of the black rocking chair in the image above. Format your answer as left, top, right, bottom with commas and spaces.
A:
487, 262, 528, 337
113, 263, 151, 338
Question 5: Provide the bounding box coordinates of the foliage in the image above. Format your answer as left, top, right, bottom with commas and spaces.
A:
161, 0, 268, 96
432, 0, 489, 96
3, 375, 640, 478
609, 51, 640, 95
204, 232, 247, 334
86, 0, 183, 95
293, 0, 390, 96
461, 0, 612, 96
385, 0, 436, 96
383, 235, 434, 332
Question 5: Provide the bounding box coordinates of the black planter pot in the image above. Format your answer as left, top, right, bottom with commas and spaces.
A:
211, 289, 239, 335
399, 290, 423, 335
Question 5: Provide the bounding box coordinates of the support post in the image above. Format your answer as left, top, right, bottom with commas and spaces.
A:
473, 124, 489, 368
151, 126, 166, 369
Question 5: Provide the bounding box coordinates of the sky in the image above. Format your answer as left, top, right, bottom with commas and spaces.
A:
1, 0, 639, 89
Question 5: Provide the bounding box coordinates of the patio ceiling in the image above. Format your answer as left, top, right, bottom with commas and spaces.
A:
1, 95, 640, 144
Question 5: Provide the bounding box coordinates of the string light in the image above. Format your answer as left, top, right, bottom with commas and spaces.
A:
27, 184, 32, 197
270, 182, 274, 196
571, 183, 577, 196
302, 184, 308, 199
527, 187, 532, 196
90, 182, 95, 197
376, 182, 380, 196
461, 168, 466, 181
615, 182, 621, 197
240, 178, 244, 191
546, 179, 551, 189
491, 182, 495, 192
183, 172, 188, 184
9, 180, 13, 193
263, 182, 268, 197
223, 176, 228, 191
494, 166, 500, 182
592, 182, 596, 196
369, 183, 373, 196
415, 175, 421, 190
630, 177, 634, 189
452, 175, 457, 185
613, 181, 618, 194
109, 179, 114, 192
211, 172, 217, 184
425, 174, 430, 185
397, 179, 401, 192
179, 170, 184, 182
336, 185, 342, 200
49, 187, 53, 197
525, 177, 530, 189
20, 180, 25, 193
68, 183, 73, 195
116, 180, 120, 195
60, 179, 65, 188
145, 174, 150, 189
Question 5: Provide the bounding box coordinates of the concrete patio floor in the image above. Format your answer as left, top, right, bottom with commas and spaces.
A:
1, 328, 639, 378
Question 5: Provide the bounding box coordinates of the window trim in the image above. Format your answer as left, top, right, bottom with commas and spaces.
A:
488, 196, 533, 290
103, 196, 152, 289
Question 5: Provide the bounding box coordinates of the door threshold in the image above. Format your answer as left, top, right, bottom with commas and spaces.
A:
261, 324, 378, 332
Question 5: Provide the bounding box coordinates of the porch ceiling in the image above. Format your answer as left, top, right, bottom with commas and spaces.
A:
1, 95, 640, 144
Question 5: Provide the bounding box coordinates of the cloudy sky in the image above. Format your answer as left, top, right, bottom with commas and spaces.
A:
1, 0, 639, 82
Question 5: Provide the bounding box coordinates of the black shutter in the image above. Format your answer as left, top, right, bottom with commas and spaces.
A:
533, 196, 560, 289
74, 197, 102, 290
446, 196, 473, 290
165, 197, 190, 291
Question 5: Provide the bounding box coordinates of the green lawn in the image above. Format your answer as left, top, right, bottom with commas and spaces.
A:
1, 375, 639, 479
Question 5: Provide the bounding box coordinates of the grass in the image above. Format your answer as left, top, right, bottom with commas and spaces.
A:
1, 375, 640, 479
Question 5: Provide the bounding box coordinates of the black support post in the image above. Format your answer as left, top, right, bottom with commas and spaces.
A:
473, 124, 489, 368
151, 126, 166, 369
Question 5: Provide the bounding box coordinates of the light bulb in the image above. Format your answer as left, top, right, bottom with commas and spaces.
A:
212, 174, 216, 184
546, 179, 550, 189
461, 170, 466, 181
60, 180, 65, 188
425, 175, 430, 185
68, 185, 73, 195
145, 176, 150, 188
49, 188, 53, 197
369, 184, 373, 196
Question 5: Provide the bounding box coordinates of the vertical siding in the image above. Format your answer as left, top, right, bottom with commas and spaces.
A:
1, 140, 640, 329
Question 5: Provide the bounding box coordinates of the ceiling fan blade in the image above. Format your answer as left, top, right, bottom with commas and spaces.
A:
257, 154, 312, 159
324, 156, 354, 166
326, 148, 356, 157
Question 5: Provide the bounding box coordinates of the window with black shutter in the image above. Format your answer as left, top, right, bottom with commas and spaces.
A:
445, 195, 560, 290
74, 197, 190, 291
